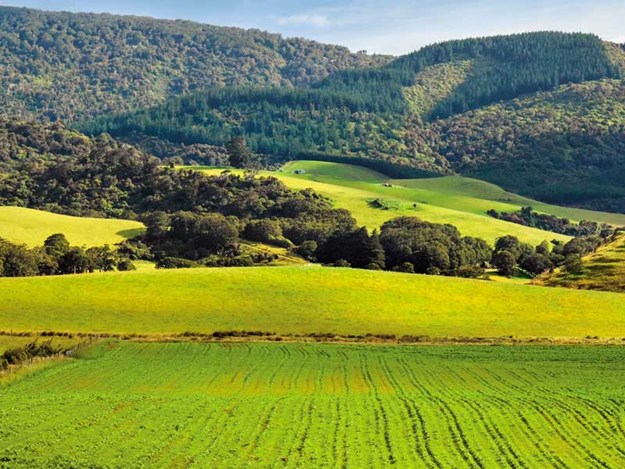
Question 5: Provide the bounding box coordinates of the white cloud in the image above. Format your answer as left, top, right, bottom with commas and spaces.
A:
275, 13, 330, 28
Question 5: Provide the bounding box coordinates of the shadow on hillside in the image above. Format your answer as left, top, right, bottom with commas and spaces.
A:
117, 228, 145, 239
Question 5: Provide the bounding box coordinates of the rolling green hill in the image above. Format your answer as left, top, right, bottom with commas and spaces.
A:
0, 206, 144, 247
283, 161, 625, 226
2, 266, 625, 339
536, 234, 625, 292
194, 161, 625, 245
4, 10, 625, 468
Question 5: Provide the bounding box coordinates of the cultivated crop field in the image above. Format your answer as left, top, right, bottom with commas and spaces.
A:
1, 341, 624, 468
0, 206, 145, 247
193, 161, 625, 245
3, 266, 625, 339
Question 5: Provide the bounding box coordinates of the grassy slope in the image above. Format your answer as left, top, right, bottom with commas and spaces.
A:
0, 207, 145, 247
536, 234, 625, 292
395, 175, 625, 225
2, 266, 625, 339
194, 161, 625, 245
1, 341, 624, 467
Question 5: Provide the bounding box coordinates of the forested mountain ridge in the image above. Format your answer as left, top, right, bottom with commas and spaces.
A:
318, 32, 623, 119
81, 32, 624, 158
0, 6, 388, 121
79, 32, 625, 211
1, 8, 625, 213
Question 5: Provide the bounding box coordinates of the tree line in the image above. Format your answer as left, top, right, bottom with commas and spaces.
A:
0, 340, 66, 370
487, 207, 612, 237
139, 206, 610, 281
0, 212, 616, 281
0, 233, 135, 278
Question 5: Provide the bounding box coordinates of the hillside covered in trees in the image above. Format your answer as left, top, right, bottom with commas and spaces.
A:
82, 33, 622, 165
1, 8, 625, 213
78, 30, 625, 211
0, 6, 388, 121
0, 118, 351, 224
419, 80, 625, 211
319, 32, 622, 119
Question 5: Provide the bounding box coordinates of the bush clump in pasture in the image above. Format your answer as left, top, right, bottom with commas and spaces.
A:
0, 340, 63, 370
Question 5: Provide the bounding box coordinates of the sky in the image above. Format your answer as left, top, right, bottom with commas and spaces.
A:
2, 0, 625, 55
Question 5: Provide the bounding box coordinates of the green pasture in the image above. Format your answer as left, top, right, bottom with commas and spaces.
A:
1, 341, 624, 467
192, 161, 625, 245
2, 266, 625, 339
0, 206, 145, 247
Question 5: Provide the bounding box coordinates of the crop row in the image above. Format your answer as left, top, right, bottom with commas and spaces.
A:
0, 342, 624, 467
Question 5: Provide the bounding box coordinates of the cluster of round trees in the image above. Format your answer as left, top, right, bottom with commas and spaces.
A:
490, 233, 610, 277
291, 217, 492, 278
0, 233, 135, 278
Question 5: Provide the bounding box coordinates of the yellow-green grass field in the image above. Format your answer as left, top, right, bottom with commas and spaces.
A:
1, 341, 624, 467
191, 160, 625, 245
2, 266, 625, 339
537, 234, 625, 292
0, 206, 145, 247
